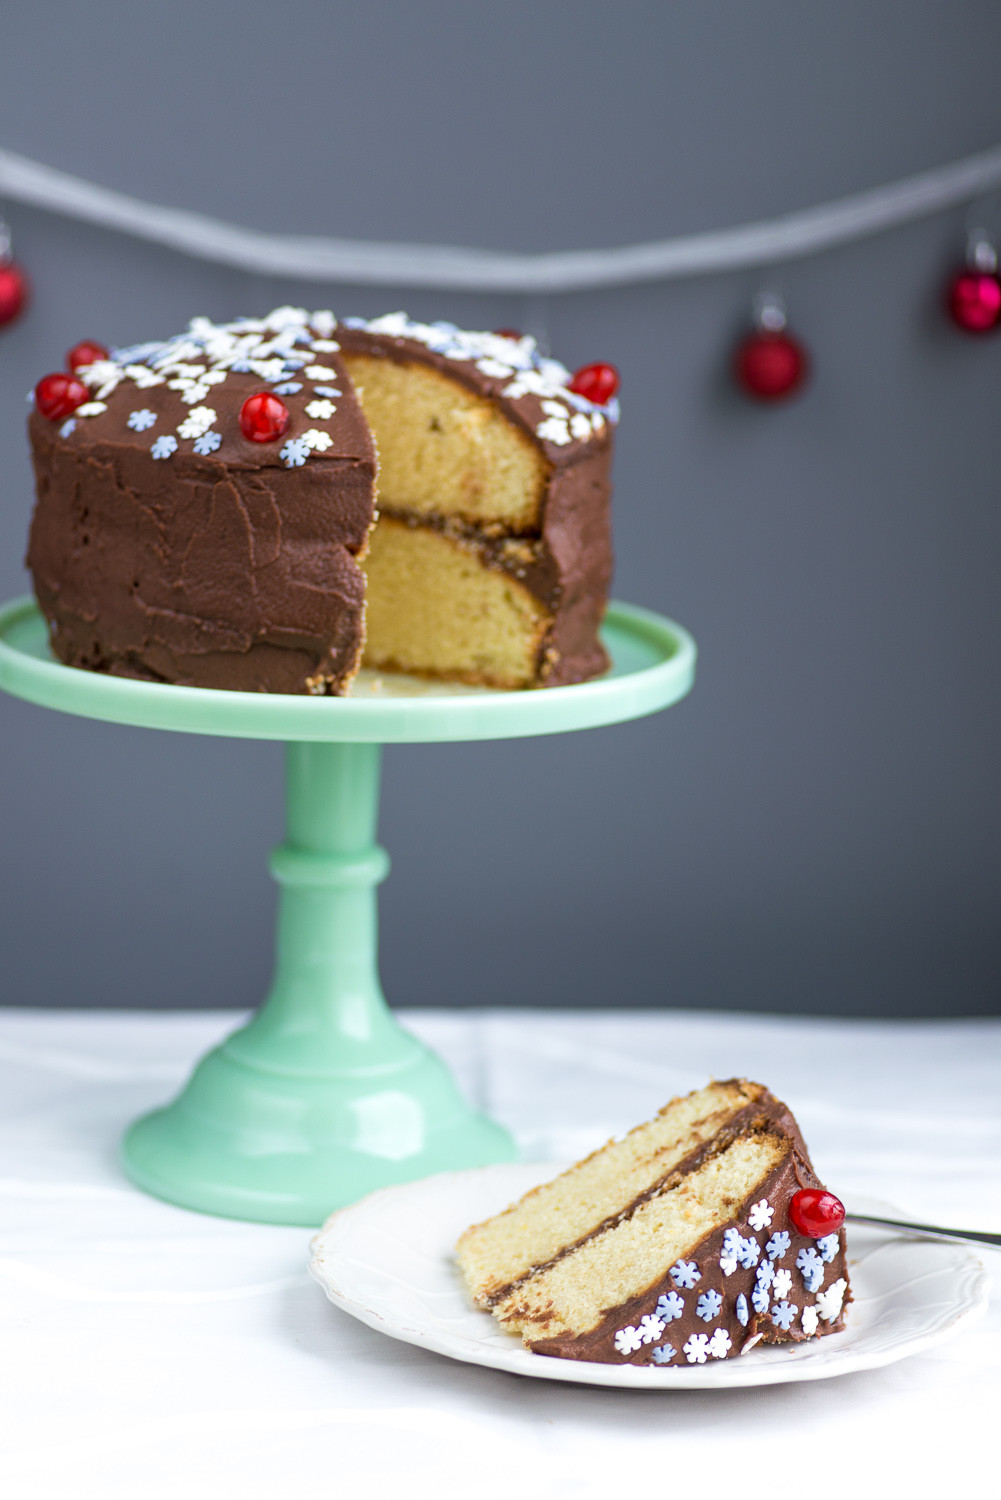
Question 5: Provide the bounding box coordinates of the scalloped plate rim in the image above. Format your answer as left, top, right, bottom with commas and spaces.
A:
308, 1162, 992, 1390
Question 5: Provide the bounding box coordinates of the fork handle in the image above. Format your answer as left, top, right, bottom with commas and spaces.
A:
846, 1212, 1001, 1250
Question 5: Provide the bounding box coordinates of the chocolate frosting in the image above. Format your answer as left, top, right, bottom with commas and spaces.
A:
507, 1089, 851, 1365
26, 309, 615, 694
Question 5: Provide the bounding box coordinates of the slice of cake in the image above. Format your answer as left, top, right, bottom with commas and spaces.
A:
26, 308, 615, 695
456, 1080, 850, 1365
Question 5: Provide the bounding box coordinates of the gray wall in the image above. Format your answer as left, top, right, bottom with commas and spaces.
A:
1, 2, 999, 1017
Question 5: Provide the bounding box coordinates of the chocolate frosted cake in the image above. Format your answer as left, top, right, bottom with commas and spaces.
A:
456, 1080, 851, 1365
26, 309, 616, 694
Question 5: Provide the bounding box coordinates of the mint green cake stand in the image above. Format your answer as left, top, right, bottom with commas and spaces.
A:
0, 595, 695, 1225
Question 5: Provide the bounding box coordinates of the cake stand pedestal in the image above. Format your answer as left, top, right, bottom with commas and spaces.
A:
0, 596, 695, 1225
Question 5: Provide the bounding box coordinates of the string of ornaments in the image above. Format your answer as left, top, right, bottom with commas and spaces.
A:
3, 214, 1000, 406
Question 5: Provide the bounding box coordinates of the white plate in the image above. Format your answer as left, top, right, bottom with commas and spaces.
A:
308, 1163, 991, 1389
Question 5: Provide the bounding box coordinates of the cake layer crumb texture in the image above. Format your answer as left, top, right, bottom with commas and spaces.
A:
456, 1080, 851, 1366
27, 309, 616, 695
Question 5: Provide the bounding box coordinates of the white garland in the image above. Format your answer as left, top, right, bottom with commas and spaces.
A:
1, 142, 1000, 294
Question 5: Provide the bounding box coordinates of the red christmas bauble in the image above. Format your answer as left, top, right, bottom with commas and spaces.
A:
568, 361, 619, 404
0, 261, 30, 328
789, 1188, 845, 1238
35, 372, 89, 421
947, 269, 1001, 333
67, 339, 110, 370
734, 329, 808, 400
239, 392, 290, 443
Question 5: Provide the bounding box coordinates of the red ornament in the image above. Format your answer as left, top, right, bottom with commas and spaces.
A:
239, 392, 290, 443
0, 260, 29, 329
35, 372, 89, 421
568, 361, 619, 404
67, 339, 110, 370
734, 328, 808, 401
947, 269, 1001, 333
789, 1188, 845, 1238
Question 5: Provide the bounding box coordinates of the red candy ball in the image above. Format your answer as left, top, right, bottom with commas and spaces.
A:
947, 269, 1001, 333
568, 361, 619, 405
734, 329, 808, 401
35, 372, 89, 421
789, 1188, 845, 1238
0, 261, 29, 328
494, 328, 523, 340
239, 392, 290, 443
67, 339, 110, 370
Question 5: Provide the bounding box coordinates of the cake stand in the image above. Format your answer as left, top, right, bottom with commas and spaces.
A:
0, 595, 695, 1226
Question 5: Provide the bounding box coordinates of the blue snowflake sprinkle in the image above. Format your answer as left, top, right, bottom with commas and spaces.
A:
128, 408, 157, 432
271, 382, 302, 396
735, 1293, 749, 1327
751, 1285, 770, 1315
817, 1233, 840, 1264
312, 385, 341, 398
670, 1260, 701, 1290
230, 359, 254, 373
193, 431, 222, 456
655, 1291, 684, 1323
738, 1235, 760, 1270
722, 1228, 742, 1257
796, 1247, 825, 1292
151, 435, 177, 460
770, 1299, 799, 1331
695, 1289, 723, 1322
766, 1230, 791, 1261
280, 437, 310, 468
755, 1258, 774, 1291
651, 1344, 676, 1365
59, 419, 77, 438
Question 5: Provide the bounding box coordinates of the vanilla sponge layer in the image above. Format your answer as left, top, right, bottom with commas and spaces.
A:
456, 1080, 765, 1308
361, 517, 551, 688
494, 1131, 789, 1341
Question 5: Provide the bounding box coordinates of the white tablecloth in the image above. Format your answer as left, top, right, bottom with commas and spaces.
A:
1, 1007, 998, 1498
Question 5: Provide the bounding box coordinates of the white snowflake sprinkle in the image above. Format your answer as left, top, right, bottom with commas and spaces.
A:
670, 1260, 701, 1290
311, 311, 337, 337
310, 338, 340, 352
193, 431, 222, 455
180, 383, 211, 405
200, 369, 227, 386
801, 1305, 820, 1337
770, 1299, 799, 1331
127, 409, 157, 432
654, 1291, 684, 1323
613, 1325, 644, 1356
683, 1334, 710, 1364
637, 1314, 665, 1345
177, 406, 217, 440
816, 1278, 847, 1323
59, 419, 77, 438
75, 402, 107, 417
536, 416, 572, 445
747, 1200, 774, 1232
305, 399, 336, 420
707, 1328, 732, 1359
719, 1253, 739, 1277
304, 364, 336, 379
280, 437, 311, 468
772, 1268, 793, 1300
476, 359, 514, 379
570, 412, 593, 440
151, 435, 177, 460
591, 411, 606, 432
124, 364, 164, 388
303, 429, 333, 452
816, 1234, 840, 1264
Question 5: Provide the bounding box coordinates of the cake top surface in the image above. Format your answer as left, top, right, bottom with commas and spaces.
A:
37, 307, 618, 469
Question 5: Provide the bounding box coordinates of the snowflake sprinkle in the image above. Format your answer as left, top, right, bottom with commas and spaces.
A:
751, 1286, 770, 1315
737, 1235, 761, 1270
127, 409, 157, 432
696, 1290, 723, 1322
272, 382, 302, 396
816, 1234, 840, 1264
59, 419, 77, 438
312, 385, 341, 398
651, 1344, 676, 1365
655, 1291, 684, 1323
772, 1268, 793, 1300
637, 1314, 666, 1345
683, 1334, 710, 1364
735, 1293, 749, 1327
305, 399, 336, 420
766, 1230, 791, 1261
613, 1325, 644, 1356
193, 431, 222, 455
707, 1328, 732, 1359
755, 1259, 774, 1291
815, 1278, 848, 1323
747, 1199, 774, 1232
177, 406, 217, 439
151, 435, 177, 459
801, 1305, 820, 1337
280, 437, 311, 468
536, 415, 572, 445
770, 1300, 799, 1331
796, 1247, 825, 1293
303, 364, 336, 379
670, 1260, 701, 1290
